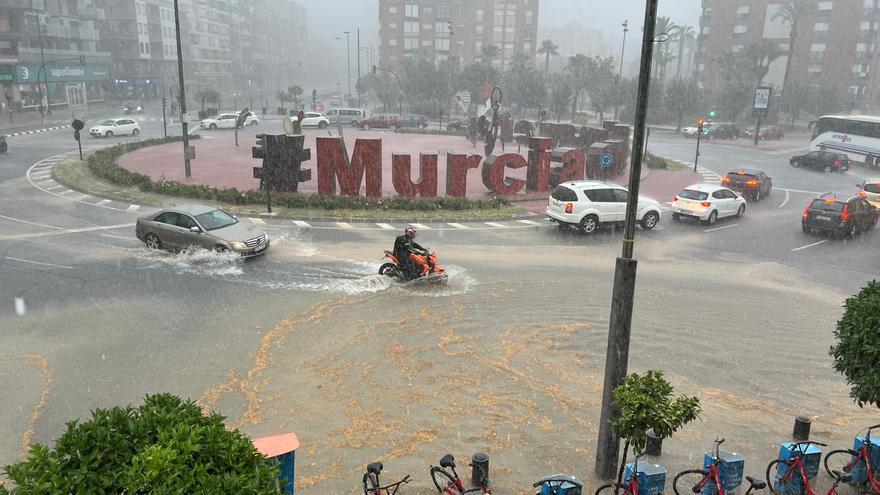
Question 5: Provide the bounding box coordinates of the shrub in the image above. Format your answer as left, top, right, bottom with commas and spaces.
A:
830, 280, 880, 408
1, 393, 278, 494
85, 139, 511, 211
645, 153, 668, 170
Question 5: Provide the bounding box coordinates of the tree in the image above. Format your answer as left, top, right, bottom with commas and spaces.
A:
665, 77, 702, 131
779, 79, 815, 128
503, 53, 547, 117
653, 17, 678, 81
194, 89, 221, 111
548, 74, 573, 122
480, 44, 501, 66
773, 1, 816, 101
1, 393, 279, 494
537, 39, 560, 72
286, 85, 304, 109
830, 281, 880, 408
744, 40, 784, 86
712, 51, 754, 121
609, 370, 701, 483
675, 25, 696, 78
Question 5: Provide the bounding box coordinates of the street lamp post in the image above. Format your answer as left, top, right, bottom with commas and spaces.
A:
356, 28, 361, 108
344, 31, 351, 104
613, 20, 629, 121
375, 66, 402, 117
595, 0, 660, 480
32, 12, 50, 117
172, 0, 191, 178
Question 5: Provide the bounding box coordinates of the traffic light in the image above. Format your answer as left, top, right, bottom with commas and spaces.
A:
448, 21, 454, 37
372, 65, 377, 75
162, 96, 167, 108
697, 119, 705, 129
253, 133, 267, 160
708, 110, 716, 118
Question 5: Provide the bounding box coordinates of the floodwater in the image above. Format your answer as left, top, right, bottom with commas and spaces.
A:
130, 232, 877, 495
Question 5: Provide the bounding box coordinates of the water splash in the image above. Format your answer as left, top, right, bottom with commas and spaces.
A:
136, 245, 245, 276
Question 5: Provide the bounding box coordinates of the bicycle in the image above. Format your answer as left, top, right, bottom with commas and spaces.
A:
765, 441, 828, 495
823, 423, 880, 494
429, 453, 491, 494
673, 438, 767, 495
595, 450, 648, 495
534, 474, 583, 495
826, 470, 854, 495
363, 461, 411, 495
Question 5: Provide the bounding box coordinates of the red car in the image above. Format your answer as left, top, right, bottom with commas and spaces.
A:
359, 114, 400, 130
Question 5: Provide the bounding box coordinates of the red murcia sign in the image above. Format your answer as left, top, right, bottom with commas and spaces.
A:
289, 121, 630, 198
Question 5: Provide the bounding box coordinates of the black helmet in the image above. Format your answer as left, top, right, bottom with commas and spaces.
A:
405, 226, 416, 238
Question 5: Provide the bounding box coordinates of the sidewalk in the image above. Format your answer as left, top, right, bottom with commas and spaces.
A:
2, 101, 118, 136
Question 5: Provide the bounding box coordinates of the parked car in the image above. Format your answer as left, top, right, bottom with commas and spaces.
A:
671, 184, 747, 226
790, 150, 851, 173
0, 134, 6, 153
242, 111, 260, 126
123, 101, 145, 114
360, 114, 400, 130
857, 178, 880, 208
200, 112, 240, 130
681, 125, 700, 138
704, 122, 740, 139
136, 205, 270, 257
89, 118, 141, 137
802, 193, 878, 237
744, 125, 784, 140
446, 119, 469, 132
295, 112, 330, 128
399, 114, 428, 129
325, 108, 366, 126
721, 168, 773, 201
546, 180, 661, 234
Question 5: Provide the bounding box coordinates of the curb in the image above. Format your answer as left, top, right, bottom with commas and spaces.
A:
45, 155, 542, 225
5, 124, 71, 138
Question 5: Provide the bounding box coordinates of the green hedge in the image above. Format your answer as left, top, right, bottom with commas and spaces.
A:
85, 136, 510, 211
1, 394, 278, 494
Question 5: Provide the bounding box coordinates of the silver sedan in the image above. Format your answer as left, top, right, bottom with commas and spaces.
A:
135, 204, 270, 257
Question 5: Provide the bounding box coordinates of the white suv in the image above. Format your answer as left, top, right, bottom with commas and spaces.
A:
546, 180, 661, 233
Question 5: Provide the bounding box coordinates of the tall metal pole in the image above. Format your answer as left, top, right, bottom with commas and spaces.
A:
357, 28, 361, 107
35, 13, 50, 117
173, 0, 191, 178
345, 31, 351, 104
694, 125, 702, 172
595, 0, 660, 480
613, 20, 629, 121
161, 80, 167, 137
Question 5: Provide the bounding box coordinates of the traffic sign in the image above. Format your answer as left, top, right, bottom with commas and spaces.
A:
600, 153, 614, 169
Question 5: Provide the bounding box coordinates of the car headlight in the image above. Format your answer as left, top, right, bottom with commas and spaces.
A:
230, 241, 248, 250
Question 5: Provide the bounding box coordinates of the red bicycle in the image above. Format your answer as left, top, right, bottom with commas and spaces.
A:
765, 441, 828, 495
429, 454, 492, 494
823, 423, 880, 495
673, 438, 766, 495
363, 462, 411, 495
595, 451, 647, 495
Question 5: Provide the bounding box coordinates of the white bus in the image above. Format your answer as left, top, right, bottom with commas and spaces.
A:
811, 115, 880, 169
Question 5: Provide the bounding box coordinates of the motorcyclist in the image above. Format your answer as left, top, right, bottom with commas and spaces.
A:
393, 226, 429, 278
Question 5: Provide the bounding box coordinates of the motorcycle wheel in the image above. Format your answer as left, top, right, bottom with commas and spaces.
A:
379, 263, 400, 278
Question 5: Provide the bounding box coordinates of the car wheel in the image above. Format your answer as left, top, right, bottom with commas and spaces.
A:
753, 189, 761, 202
351, 120, 359, 127
672, 212, 681, 222
209, 123, 217, 130
802, 224, 810, 234
390, 125, 399, 131
640, 211, 660, 230
824, 165, 832, 173
214, 245, 228, 253
704, 210, 719, 226
105, 131, 113, 137
131, 128, 140, 136
318, 121, 328, 129
736, 204, 746, 218
578, 215, 599, 234
790, 160, 800, 168
145, 233, 162, 250
250, 120, 258, 126
0, 143, 7, 153
362, 124, 369, 130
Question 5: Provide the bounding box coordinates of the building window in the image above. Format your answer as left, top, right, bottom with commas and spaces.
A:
476, 23, 483, 34
861, 21, 872, 30
389, 38, 397, 46
733, 24, 747, 34
865, 0, 874, 8
476, 9, 484, 22
701, 26, 710, 34
404, 21, 419, 34
422, 39, 431, 46
810, 43, 826, 52
816, 1, 833, 11
435, 38, 450, 51
435, 21, 450, 34
404, 37, 418, 50
437, 5, 450, 18
388, 22, 397, 28
814, 22, 829, 31
523, 41, 531, 53
404, 4, 418, 17
423, 23, 432, 30
736, 5, 750, 14
525, 11, 533, 24
389, 6, 397, 14
732, 44, 744, 52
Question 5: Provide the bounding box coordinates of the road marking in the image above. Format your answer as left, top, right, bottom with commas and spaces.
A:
447, 222, 471, 229
14, 297, 26, 316
292, 220, 310, 227
776, 187, 826, 195
792, 239, 828, 252
0, 213, 62, 230
100, 233, 137, 241
376, 223, 394, 230
126, 204, 140, 211
704, 223, 739, 233
95, 199, 111, 206
517, 219, 541, 226
484, 221, 506, 228
4, 256, 74, 270
779, 189, 790, 209
248, 217, 267, 225
58, 189, 75, 195
46, 185, 64, 190
410, 223, 431, 229
31, 173, 51, 179
336, 222, 353, 229
0, 223, 134, 241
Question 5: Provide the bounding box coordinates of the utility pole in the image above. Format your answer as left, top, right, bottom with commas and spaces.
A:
172, 0, 191, 178
595, 0, 660, 480
613, 20, 629, 121
344, 31, 351, 105
694, 119, 704, 172
357, 28, 361, 108
35, 12, 50, 117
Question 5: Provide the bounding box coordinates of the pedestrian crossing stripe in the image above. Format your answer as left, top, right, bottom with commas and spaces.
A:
336, 222, 353, 229
410, 223, 431, 229
292, 220, 310, 227
517, 219, 541, 226
127, 204, 140, 211
376, 223, 394, 230
484, 222, 506, 228
447, 223, 471, 229
248, 217, 267, 225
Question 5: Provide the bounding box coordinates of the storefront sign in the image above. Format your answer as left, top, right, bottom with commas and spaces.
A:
14, 64, 108, 83
0, 65, 13, 82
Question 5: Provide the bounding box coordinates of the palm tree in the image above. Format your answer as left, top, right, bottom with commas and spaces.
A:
675, 25, 696, 77
653, 16, 677, 79
744, 40, 785, 85
773, 1, 815, 98
480, 44, 501, 66
537, 39, 560, 72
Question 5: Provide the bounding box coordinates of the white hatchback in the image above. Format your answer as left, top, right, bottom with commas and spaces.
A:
89, 118, 141, 137
296, 112, 330, 128
672, 184, 747, 225
857, 178, 880, 208
546, 180, 662, 234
